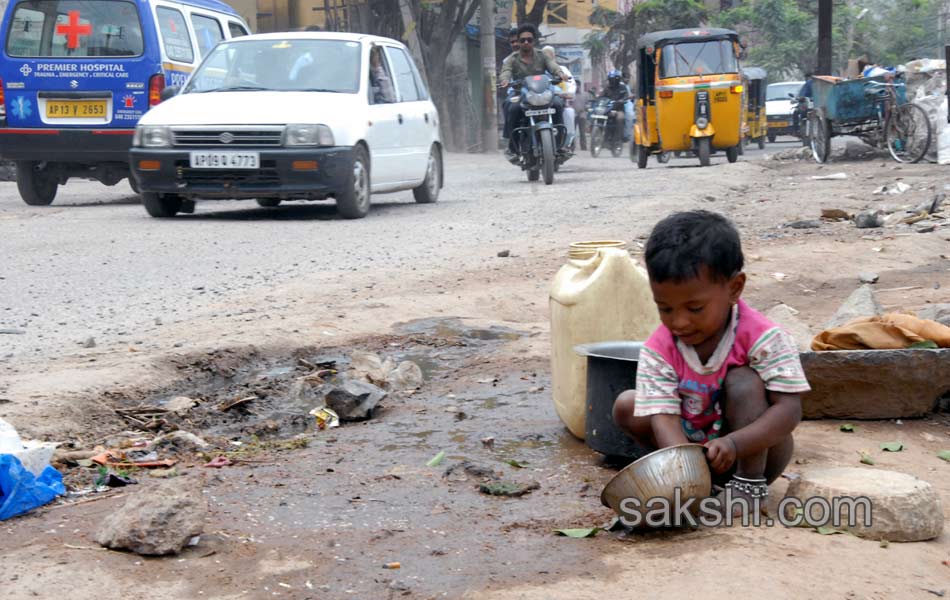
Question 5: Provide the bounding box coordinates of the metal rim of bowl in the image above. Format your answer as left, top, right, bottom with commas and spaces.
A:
600, 443, 708, 508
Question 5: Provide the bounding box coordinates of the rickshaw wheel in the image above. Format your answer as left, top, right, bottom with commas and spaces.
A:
657, 151, 671, 164
636, 145, 649, 169
809, 110, 831, 164
767, 133, 776, 143
697, 138, 711, 167
757, 136, 766, 150
726, 146, 739, 163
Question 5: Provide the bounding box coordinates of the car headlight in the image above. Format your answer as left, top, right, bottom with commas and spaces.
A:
696, 116, 709, 129
284, 124, 334, 147
526, 90, 553, 107
134, 125, 172, 148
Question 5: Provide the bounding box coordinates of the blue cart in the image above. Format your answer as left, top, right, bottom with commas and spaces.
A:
806, 73, 932, 163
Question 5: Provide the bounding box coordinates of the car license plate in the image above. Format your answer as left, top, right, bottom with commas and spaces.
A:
189, 151, 260, 169
45, 100, 107, 118
524, 108, 555, 117
772, 120, 789, 127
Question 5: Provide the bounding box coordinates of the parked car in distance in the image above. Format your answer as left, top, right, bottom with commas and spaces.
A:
765, 80, 804, 142
130, 32, 443, 218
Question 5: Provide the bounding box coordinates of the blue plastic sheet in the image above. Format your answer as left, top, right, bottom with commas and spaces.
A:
0, 454, 65, 520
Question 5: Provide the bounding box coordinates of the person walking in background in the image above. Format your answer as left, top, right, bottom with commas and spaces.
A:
573, 79, 588, 150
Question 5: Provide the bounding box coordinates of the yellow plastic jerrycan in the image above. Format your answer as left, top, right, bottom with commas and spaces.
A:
549, 241, 660, 439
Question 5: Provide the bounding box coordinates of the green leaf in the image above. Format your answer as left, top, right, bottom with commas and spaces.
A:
909, 340, 938, 349
504, 459, 526, 469
840, 424, 856, 432
937, 450, 950, 462
880, 441, 904, 452
816, 526, 843, 535
860, 452, 876, 465
554, 527, 602, 538
426, 450, 446, 467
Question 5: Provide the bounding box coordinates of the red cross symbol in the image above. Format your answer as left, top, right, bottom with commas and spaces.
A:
56, 11, 92, 50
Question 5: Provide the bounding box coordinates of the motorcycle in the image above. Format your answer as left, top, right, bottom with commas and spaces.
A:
508, 74, 572, 185
589, 96, 625, 158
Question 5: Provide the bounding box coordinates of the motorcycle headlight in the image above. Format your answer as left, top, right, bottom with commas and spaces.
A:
284, 124, 335, 147
135, 125, 171, 148
696, 116, 709, 129
526, 90, 553, 106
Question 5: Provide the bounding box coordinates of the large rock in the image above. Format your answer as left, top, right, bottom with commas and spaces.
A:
824, 285, 883, 329
322, 378, 387, 421
800, 348, 950, 418
783, 467, 943, 542
917, 303, 950, 327
95, 479, 207, 555
765, 304, 815, 352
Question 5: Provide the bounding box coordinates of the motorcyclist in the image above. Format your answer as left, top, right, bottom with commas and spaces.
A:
499, 24, 566, 160
541, 45, 576, 148
599, 70, 633, 142
793, 73, 814, 138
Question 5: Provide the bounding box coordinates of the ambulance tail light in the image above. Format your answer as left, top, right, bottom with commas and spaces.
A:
0, 78, 6, 118
148, 74, 165, 107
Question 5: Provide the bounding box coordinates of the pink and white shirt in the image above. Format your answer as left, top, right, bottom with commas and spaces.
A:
633, 299, 811, 443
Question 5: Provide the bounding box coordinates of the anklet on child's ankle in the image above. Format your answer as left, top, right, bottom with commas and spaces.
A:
725, 475, 769, 499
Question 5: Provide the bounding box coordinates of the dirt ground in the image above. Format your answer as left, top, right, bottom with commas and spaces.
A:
1, 150, 949, 599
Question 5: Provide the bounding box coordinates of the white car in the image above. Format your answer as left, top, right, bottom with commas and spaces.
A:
765, 80, 804, 142
130, 32, 443, 218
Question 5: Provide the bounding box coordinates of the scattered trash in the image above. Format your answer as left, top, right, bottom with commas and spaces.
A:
840, 424, 857, 432
91, 449, 176, 469
217, 395, 257, 412
0, 329, 26, 335
879, 539, 890, 548
880, 442, 904, 452
95, 479, 207, 556
812, 173, 848, 181
815, 526, 845, 535
310, 406, 340, 430
859, 273, 880, 284
859, 451, 876, 465
80, 336, 96, 348
855, 211, 884, 228
873, 182, 911, 195
478, 480, 540, 497
426, 451, 446, 467
917, 225, 937, 234
202, 456, 232, 468
0, 418, 57, 476
382, 562, 401, 569
786, 219, 821, 229
821, 208, 850, 220
442, 461, 497, 482
150, 431, 209, 454
0, 454, 66, 520
553, 527, 601, 538
480, 437, 495, 450
164, 396, 197, 413
497, 250, 511, 258
97, 471, 138, 488
148, 468, 180, 478
504, 459, 527, 469
323, 378, 387, 421
937, 450, 950, 462
770, 272, 789, 281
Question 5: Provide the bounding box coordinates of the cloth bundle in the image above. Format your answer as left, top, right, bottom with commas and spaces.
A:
812, 313, 950, 351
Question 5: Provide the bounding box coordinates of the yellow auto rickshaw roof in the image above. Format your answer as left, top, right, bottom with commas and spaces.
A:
637, 28, 739, 51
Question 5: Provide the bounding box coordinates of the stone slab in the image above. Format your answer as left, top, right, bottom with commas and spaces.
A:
800, 348, 950, 419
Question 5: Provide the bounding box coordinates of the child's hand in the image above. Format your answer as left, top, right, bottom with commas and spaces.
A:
704, 437, 737, 473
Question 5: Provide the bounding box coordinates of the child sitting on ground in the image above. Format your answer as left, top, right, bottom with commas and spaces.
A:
613, 210, 810, 513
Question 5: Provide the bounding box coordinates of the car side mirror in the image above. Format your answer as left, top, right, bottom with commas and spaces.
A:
160, 86, 180, 102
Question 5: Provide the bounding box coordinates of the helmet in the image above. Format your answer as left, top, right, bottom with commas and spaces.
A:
607, 70, 622, 86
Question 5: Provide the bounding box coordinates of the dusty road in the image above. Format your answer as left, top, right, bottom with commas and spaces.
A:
1, 141, 949, 599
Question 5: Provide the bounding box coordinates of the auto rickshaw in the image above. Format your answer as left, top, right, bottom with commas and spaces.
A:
741, 67, 768, 149
632, 28, 745, 168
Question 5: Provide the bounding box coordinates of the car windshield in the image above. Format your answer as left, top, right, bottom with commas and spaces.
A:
767, 83, 802, 101
184, 38, 362, 94
659, 40, 737, 78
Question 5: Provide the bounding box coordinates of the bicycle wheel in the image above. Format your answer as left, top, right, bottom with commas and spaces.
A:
885, 103, 932, 163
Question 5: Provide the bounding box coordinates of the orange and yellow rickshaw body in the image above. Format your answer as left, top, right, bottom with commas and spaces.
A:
741, 67, 768, 148
633, 28, 745, 167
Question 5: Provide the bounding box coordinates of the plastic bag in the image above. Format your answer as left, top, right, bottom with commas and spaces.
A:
0, 454, 65, 520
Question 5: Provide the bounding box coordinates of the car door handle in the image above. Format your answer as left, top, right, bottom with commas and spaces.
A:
398, 114, 404, 124
424, 113, 429, 123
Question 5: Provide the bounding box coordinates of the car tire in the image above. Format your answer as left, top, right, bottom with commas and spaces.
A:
256, 199, 281, 208
336, 145, 371, 219
128, 176, 141, 195
758, 136, 766, 150
142, 192, 182, 218
412, 144, 442, 204
16, 161, 58, 206
767, 133, 776, 143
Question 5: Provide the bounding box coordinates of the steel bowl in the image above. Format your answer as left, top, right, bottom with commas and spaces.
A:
600, 443, 712, 528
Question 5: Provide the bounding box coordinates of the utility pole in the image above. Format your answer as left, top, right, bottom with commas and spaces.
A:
817, 0, 833, 74
479, 0, 499, 152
